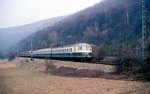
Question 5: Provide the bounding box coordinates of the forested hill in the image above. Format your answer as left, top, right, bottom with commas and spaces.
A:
18, 0, 150, 56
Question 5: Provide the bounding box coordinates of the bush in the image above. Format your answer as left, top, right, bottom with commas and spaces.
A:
91, 45, 107, 62
7, 52, 16, 61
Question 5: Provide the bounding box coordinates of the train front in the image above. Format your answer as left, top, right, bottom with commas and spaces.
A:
75, 43, 92, 61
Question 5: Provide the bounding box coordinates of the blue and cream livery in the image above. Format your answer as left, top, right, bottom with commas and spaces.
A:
19, 43, 92, 61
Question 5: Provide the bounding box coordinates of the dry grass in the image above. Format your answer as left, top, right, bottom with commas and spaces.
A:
0, 59, 150, 94
0, 63, 16, 69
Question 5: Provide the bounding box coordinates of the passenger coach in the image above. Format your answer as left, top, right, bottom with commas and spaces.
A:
19, 43, 92, 61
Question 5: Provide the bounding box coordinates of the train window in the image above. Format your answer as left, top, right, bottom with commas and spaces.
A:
70, 48, 72, 52
65, 49, 67, 53
78, 46, 82, 50
63, 49, 65, 53
66, 49, 68, 52
67, 49, 69, 52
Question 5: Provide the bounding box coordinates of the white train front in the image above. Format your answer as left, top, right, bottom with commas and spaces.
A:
19, 43, 92, 61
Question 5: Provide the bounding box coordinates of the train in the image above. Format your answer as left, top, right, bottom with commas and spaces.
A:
19, 43, 92, 61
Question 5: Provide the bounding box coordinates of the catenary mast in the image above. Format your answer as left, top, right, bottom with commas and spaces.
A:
141, 0, 147, 69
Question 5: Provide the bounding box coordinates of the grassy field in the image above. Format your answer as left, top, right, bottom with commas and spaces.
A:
0, 59, 150, 94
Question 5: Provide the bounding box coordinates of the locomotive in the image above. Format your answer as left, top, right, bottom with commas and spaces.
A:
19, 43, 92, 61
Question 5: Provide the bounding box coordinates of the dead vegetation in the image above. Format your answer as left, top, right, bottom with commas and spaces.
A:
45, 61, 126, 80
0, 58, 150, 94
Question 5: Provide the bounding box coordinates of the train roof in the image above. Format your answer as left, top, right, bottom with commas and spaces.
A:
53, 43, 91, 48
65, 43, 90, 47
33, 43, 91, 52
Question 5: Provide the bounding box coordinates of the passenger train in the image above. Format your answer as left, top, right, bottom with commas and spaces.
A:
19, 43, 92, 61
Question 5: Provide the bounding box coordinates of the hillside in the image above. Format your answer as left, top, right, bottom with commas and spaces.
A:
18, 0, 150, 57
0, 16, 66, 53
